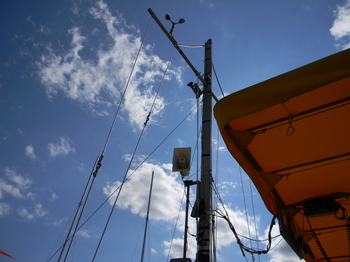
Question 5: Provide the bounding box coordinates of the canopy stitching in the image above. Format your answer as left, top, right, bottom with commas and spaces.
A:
248, 96, 350, 133
271, 152, 350, 174
281, 102, 295, 136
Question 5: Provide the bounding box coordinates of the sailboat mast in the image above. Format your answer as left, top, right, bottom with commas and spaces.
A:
196, 39, 213, 262
141, 171, 154, 262
148, 9, 214, 261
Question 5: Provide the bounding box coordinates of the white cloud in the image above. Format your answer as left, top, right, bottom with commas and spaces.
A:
218, 181, 237, 197
49, 192, 58, 202
36, 0, 183, 130
0, 168, 33, 199
27, 15, 51, 35
330, 0, 350, 49
25, 145, 37, 160
0, 203, 10, 216
199, 0, 216, 9
77, 229, 90, 238
163, 236, 197, 259
102, 160, 280, 261
5, 167, 32, 189
17, 202, 48, 220
48, 136, 75, 157
50, 217, 68, 227
258, 221, 304, 262
103, 162, 184, 222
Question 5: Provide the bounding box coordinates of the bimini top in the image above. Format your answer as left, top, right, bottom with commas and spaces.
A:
214, 48, 350, 262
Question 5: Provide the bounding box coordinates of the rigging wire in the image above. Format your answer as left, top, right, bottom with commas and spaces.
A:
249, 180, 261, 262
196, 76, 201, 237
91, 44, 176, 261
63, 159, 98, 262
166, 190, 186, 262
130, 224, 144, 262
46, 100, 201, 262
212, 128, 221, 262
239, 167, 253, 252
100, 17, 152, 159
212, 62, 225, 98
52, 14, 154, 262
212, 179, 278, 257
56, 157, 98, 262
45, 209, 76, 262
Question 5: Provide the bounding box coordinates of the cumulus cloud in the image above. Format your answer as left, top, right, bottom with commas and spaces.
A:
0, 168, 33, 199
25, 145, 37, 160
0, 168, 50, 220
103, 162, 184, 222
36, 0, 182, 130
48, 136, 75, 157
17, 203, 48, 220
103, 160, 276, 260
163, 236, 197, 259
330, 0, 350, 49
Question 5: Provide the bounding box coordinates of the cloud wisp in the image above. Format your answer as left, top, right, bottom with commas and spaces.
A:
36, 0, 183, 130
0, 168, 49, 220
25, 145, 37, 160
17, 203, 48, 220
0, 168, 33, 200
47, 136, 75, 157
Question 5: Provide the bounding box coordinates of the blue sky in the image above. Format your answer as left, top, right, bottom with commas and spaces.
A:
1, 0, 350, 261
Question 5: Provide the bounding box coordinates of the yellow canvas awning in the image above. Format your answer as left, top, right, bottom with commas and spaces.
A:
214, 48, 350, 261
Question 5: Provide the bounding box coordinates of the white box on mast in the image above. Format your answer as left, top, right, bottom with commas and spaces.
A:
172, 147, 191, 177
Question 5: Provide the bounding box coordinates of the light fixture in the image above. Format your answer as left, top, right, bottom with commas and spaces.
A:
165, 14, 185, 35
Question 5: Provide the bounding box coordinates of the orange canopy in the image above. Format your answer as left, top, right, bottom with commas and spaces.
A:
214, 48, 350, 262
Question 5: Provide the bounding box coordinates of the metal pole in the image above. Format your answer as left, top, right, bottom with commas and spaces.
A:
196, 39, 213, 262
184, 183, 190, 259
147, 10, 213, 261
183, 180, 196, 259
141, 171, 155, 262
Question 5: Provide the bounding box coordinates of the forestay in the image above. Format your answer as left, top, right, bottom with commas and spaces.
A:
214, 48, 350, 262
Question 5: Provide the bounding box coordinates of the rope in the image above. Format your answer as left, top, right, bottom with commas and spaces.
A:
281, 102, 295, 136
346, 218, 350, 260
